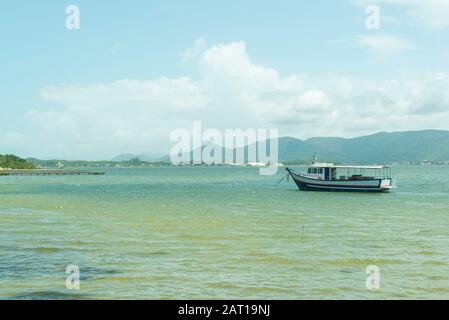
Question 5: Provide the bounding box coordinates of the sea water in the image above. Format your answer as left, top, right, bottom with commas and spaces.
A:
0, 166, 448, 299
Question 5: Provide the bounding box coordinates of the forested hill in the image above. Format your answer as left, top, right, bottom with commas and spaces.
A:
0, 154, 36, 169
260, 129, 449, 164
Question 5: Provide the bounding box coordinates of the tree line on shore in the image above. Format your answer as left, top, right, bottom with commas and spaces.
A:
0, 154, 36, 170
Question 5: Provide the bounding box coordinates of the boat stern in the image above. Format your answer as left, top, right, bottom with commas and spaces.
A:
380, 178, 395, 191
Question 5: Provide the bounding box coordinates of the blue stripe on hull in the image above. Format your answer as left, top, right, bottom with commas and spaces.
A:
293, 180, 384, 192
300, 183, 383, 192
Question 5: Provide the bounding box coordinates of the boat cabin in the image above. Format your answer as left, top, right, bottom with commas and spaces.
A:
304, 163, 391, 181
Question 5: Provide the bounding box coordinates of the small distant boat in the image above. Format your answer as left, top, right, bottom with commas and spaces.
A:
286, 155, 394, 192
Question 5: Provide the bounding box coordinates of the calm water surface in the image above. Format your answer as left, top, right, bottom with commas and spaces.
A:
1, 166, 448, 299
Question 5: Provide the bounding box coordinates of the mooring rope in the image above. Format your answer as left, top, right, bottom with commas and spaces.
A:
274, 173, 289, 187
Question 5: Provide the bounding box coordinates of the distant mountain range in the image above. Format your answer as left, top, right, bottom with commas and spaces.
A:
28, 130, 448, 167
154, 129, 449, 164
110, 153, 165, 162
274, 129, 449, 164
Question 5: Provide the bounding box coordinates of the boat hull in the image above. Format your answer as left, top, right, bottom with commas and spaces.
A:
286, 168, 392, 192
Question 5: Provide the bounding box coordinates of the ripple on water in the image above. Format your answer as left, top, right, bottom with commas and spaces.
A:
2, 166, 449, 299
422, 260, 448, 266
25, 247, 64, 254
79, 266, 122, 281
329, 258, 408, 267
7, 291, 91, 300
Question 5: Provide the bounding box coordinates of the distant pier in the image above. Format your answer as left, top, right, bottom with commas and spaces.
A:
0, 170, 105, 176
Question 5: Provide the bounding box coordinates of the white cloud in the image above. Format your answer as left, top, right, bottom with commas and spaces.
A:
356, 0, 449, 28
41, 77, 206, 113
31, 77, 209, 159
357, 34, 415, 54
18, 40, 449, 159
409, 0, 449, 28
199, 41, 279, 95
181, 37, 207, 62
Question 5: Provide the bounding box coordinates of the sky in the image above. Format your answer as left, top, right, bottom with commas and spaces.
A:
1, 0, 449, 160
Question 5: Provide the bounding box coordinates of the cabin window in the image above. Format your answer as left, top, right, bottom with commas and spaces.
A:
331, 168, 336, 180
319, 168, 323, 174
308, 168, 311, 174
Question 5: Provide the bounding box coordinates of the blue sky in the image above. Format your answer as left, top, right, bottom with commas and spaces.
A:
1, 0, 449, 159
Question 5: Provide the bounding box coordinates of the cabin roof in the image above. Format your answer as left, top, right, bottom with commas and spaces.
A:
333, 165, 388, 169
311, 162, 388, 169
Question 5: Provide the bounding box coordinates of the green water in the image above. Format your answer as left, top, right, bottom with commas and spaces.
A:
1, 166, 448, 299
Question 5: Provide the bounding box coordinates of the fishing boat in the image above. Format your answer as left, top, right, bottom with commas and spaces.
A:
286, 156, 394, 192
